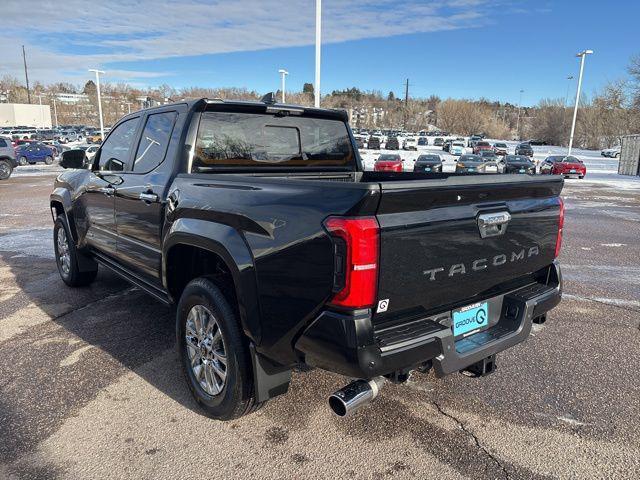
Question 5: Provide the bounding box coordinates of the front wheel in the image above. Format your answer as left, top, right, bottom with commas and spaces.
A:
176, 278, 263, 420
44, 156, 53, 165
54, 216, 98, 287
18, 156, 28, 166
0, 160, 12, 180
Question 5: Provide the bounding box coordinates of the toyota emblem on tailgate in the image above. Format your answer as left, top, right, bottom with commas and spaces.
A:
477, 211, 511, 238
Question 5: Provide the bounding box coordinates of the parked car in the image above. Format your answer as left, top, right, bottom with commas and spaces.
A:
515, 142, 534, 157
15, 142, 55, 165
468, 135, 483, 148
59, 130, 83, 143
456, 154, 486, 173
385, 136, 400, 150
51, 97, 564, 420
601, 146, 620, 158
403, 137, 417, 151
367, 136, 381, 150
479, 151, 499, 173
442, 139, 453, 152
528, 139, 547, 146
78, 144, 100, 161
374, 153, 403, 172
473, 141, 493, 155
0, 136, 18, 180
354, 136, 365, 149
433, 137, 444, 147
540, 155, 586, 178
417, 137, 428, 146
493, 142, 509, 155
413, 154, 442, 172
450, 142, 466, 156
500, 155, 536, 174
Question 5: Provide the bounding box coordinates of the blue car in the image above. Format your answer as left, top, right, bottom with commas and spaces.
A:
16, 142, 55, 165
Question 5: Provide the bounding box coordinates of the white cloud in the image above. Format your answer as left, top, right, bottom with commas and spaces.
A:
0, 0, 501, 85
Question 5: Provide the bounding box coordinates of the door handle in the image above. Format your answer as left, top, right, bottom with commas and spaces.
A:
99, 186, 115, 196
139, 192, 159, 203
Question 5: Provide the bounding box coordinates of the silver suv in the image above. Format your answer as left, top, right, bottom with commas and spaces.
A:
0, 136, 18, 180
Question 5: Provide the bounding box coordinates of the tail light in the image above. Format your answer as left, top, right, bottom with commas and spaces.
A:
323, 216, 380, 309
555, 197, 565, 257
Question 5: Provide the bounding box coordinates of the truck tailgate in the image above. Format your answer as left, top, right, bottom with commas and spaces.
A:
373, 175, 563, 324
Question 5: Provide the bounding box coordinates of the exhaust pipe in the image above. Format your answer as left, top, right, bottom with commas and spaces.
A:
328, 377, 385, 417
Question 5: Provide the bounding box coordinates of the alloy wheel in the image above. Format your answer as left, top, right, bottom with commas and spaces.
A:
185, 304, 228, 396
56, 227, 71, 276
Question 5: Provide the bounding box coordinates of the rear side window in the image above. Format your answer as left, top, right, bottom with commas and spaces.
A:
192, 112, 354, 171
133, 111, 177, 172
0, 138, 6, 147
99, 117, 139, 171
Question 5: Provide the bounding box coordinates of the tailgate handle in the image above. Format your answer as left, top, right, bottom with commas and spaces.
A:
477, 211, 511, 238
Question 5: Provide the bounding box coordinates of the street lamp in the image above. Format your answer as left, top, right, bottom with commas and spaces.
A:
564, 75, 574, 106
88, 69, 106, 140
278, 69, 289, 103
314, 0, 322, 107
516, 89, 524, 140
37, 94, 44, 128
567, 50, 593, 156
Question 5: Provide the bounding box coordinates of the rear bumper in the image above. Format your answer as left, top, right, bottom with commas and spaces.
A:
296, 262, 562, 379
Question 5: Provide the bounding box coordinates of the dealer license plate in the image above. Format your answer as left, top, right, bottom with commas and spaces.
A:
452, 302, 489, 337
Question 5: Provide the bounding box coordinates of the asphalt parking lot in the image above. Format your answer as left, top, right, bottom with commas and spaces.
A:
1, 166, 639, 479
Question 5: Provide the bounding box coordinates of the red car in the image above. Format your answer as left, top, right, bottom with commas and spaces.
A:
472, 141, 493, 155
374, 154, 403, 172
540, 155, 586, 178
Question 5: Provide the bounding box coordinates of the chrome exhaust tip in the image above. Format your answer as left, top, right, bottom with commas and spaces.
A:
328, 377, 385, 417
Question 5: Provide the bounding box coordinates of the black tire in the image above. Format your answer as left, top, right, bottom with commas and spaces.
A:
53, 216, 98, 287
0, 160, 12, 180
18, 156, 28, 166
176, 278, 263, 420
44, 156, 53, 165
579, 175, 584, 179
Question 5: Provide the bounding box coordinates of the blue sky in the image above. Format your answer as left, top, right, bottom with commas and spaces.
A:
2, 0, 639, 105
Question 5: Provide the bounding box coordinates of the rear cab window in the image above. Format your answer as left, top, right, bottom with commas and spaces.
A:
192, 111, 355, 172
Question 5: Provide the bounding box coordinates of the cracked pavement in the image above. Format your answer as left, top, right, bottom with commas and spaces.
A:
1, 171, 639, 479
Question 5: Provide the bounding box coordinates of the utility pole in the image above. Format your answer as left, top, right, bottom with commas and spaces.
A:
314, 0, 322, 108
278, 69, 289, 102
568, 50, 593, 156
37, 94, 43, 127
125, 102, 132, 114
22, 45, 31, 104
403, 78, 409, 130
516, 89, 524, 140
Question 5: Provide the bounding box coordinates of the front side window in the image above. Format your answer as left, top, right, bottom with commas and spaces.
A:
98, 117, 139, 171
192, 112, 354, 171
133, 111, 177, 172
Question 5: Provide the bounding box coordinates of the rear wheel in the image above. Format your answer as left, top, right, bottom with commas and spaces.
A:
177, 278, 263, 420
0, 160, 12, 180
579, 175, 584, 179
18, 156, 28, 166
54, 216, 98, 287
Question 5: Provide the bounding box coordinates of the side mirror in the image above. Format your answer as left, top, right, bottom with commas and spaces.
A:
60, 149, 87, 169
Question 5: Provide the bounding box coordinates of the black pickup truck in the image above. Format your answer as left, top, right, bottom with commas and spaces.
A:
51, 98, 564, 419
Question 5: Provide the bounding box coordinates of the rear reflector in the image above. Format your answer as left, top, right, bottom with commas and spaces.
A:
555, 197, 565, 257
323, 216, 379, 309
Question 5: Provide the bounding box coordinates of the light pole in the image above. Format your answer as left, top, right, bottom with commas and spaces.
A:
52, 98, 58, 128
568, 50, 593, 156
125, 102, 132, 114
515, 89, 524, 140
278, 69, 289, 102
37, 94, 44, 128
314, 0, 321, 107
88, 69, 105, 140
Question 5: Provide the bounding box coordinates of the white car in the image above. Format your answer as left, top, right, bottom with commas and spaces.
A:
403, 137, 417, 151
450, 142, 466, 156
601, 146, 620, 158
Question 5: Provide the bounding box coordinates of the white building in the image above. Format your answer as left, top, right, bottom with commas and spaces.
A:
0, 103, 52, 128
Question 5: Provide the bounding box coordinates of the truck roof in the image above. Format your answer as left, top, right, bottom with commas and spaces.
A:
127, 97, 348, 122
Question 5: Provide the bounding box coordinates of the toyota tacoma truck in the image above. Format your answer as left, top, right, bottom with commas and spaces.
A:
51, 97, 564, 420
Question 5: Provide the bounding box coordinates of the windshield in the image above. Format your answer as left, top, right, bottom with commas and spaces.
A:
193, 112, 354, 170
459, 155, 483, 163
506, 155, 532, 163
416, 155, 440, 162
495, 143, 507, 148
378, 154, 400, 161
